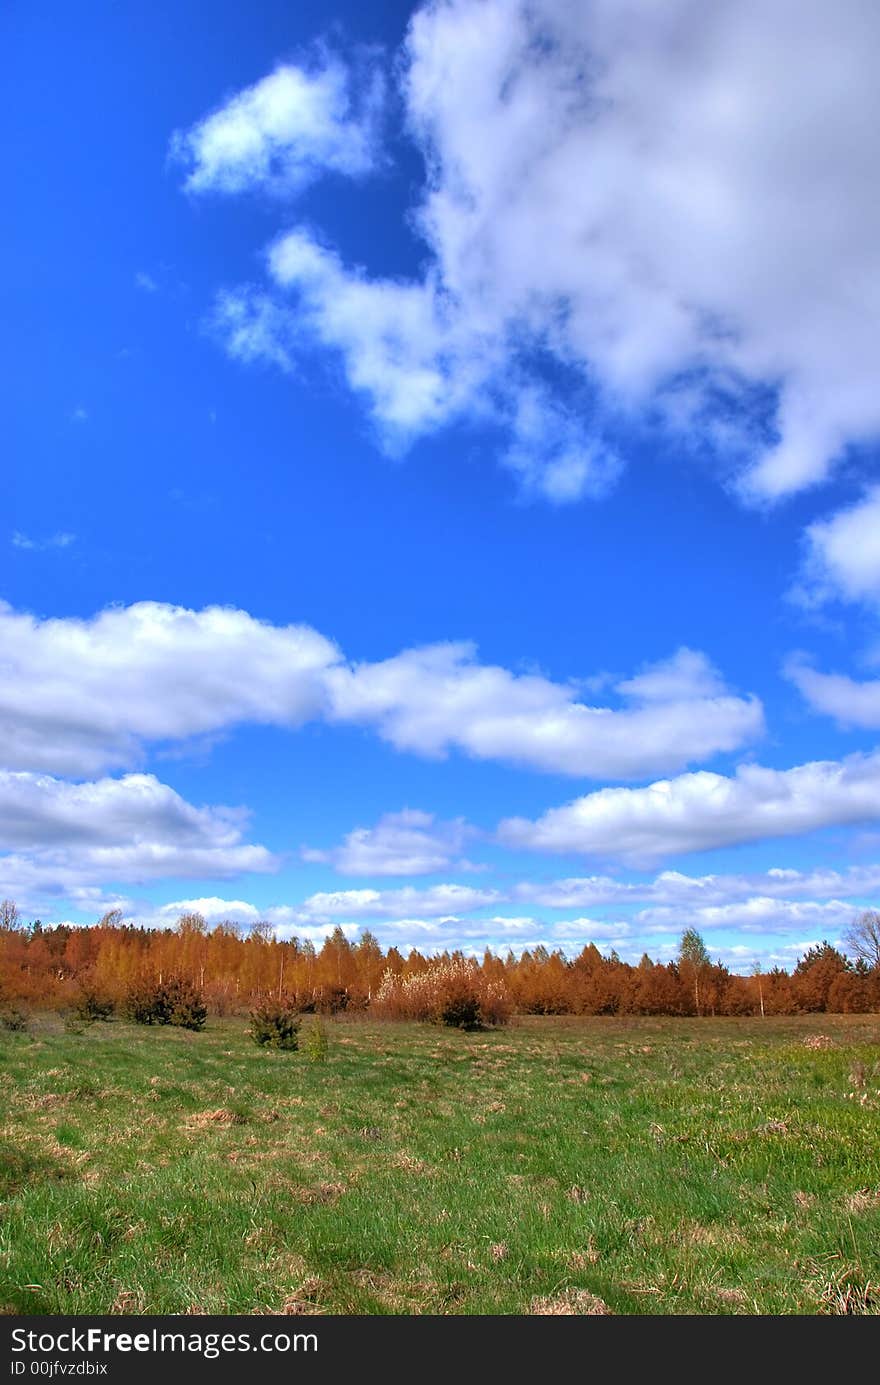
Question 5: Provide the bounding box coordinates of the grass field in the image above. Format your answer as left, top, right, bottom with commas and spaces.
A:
1, 1012, 879, 1315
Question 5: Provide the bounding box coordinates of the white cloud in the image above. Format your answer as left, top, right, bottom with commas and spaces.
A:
302, 808, 477, 876
499, 749, 880, 863
634, 897, 858, 935
213, 289, 296, 372
794, 487, 880, 609
786, 655, 880, 729
172, 55, 382, 196
327, 643, 762, 779
12, 532, 75, 552
0, 601, 760, 780
135, 271, 158, 293
0, 770, 254, 852
515, 863, 880, 909
0, 772, 278, 907
0, 601, 336, 776
154, 897, 262, 925
616, 648, 727, 703
188, 0, 880, 503
295, 883, 501, 923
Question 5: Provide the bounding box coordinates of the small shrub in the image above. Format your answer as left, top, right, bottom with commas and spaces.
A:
164, 977, 207, 1032
249, 999, 300, 1050
74, 988, 115, 1023
0, 1007, 28, 1033
304, 1017, 329, 1062
124, 976, 206, 1030
437, 992, 483, 1031
63, 1014, 87, 1035
125, 977, 169, 1025
316, 985, 349, 1015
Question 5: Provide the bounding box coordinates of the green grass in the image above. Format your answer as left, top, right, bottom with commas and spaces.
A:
1, 1013, 879, 1315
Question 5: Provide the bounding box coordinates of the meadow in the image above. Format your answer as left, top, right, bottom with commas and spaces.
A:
1, 1013, 879, 1316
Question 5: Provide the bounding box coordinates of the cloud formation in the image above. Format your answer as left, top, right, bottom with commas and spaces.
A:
0, 601, 335, 776
294, 883, 501, 923
172, 54, 383, 195
514, 863, 880, 909
181, 0, 880, 503
0, 602, 760, 780
499, 750, 880, 863
327, 644, 762, 779
302, 808, 477, 876
0, 771, 277, 905
794, 487, 880, 610
633, 897, 858, 936
787, 656, 880, 730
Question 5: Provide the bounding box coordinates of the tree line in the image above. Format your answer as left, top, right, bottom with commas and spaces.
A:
1, 900, 879, 1018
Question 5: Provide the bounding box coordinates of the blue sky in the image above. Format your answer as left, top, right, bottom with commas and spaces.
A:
4, 0, 880, 970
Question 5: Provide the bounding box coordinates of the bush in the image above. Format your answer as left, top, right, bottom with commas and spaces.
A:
165, 977, 207, 1031
249, 999, 300, 1050
74, 988, 115, 1023
125, 977, 169, 1025
0, 1006, 28, 1032
124, 976, 206, 1030
303, 1016, 329, 1062
437, 992, 483, 1031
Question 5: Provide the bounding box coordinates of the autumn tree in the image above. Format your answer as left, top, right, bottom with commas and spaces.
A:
793, 942, 849, 1012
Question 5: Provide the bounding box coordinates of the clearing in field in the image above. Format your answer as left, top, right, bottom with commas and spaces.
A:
1, 1014, 879, 1315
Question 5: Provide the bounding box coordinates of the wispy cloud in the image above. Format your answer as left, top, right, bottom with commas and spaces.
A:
11, 531, 76, 552
302, 808, 479, 876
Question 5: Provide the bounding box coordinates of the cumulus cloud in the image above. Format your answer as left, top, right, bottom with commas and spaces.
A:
172, 54, 383, 195
0, 771, 278, 907
499, 749, 880, 863
183, 0, 880, 503
794, 487, 880, 609
0, 601, 337, 776
302, 808, 477, 876
0, 601, 760, 780
0, 770, 257, 853
327, 644, 762, 778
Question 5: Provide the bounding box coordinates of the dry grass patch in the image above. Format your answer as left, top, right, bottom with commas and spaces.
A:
291, 1180, 347, 1206
280, 1276, 330, 1315
562, 1241, 600, 1270
844, 1187, 880, 1214
530, 1288, 612, 1315
185, 1107, 247, 1128
110, 1288, 145, 1313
